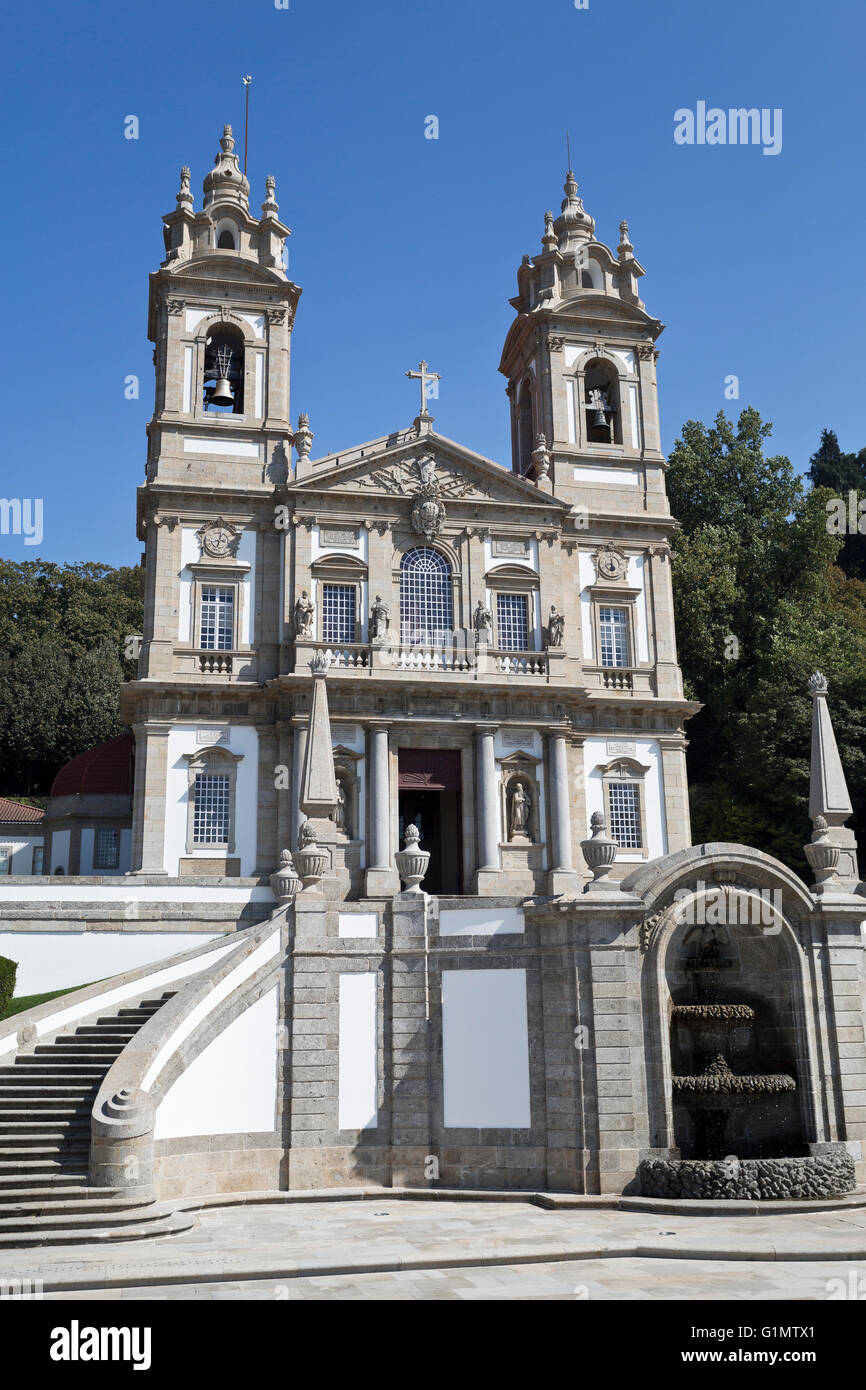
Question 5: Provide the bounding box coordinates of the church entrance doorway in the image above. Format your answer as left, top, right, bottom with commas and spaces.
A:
397, 749, 462, 895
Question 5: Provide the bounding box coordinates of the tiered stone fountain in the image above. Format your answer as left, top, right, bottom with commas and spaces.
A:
638, 924, 856, 1200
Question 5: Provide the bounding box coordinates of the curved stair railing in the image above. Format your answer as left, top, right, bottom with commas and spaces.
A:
89, 911, 286, 1195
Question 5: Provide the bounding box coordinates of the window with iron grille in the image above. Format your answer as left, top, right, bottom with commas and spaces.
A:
32, 846, 43, 876
399, 548, 453, 645
199, 586, 234, 651
496, 593, 529, 651
322, 584, 356, 644
608, 782, 642, 849
94, 827, 119, 869
0, 848, 11, 875
599, 606, 629, 667
193, 774, 230, 844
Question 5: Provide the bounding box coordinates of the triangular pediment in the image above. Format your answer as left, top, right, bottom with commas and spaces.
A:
290, 431, 568, 512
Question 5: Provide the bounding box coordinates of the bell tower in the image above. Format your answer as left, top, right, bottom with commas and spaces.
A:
136, 125, 302, 686
499, 170, 669, 518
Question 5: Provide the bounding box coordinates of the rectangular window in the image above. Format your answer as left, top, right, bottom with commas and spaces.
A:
32, 846, 43, 876
93, 828, 120, 870
608, 782, 642, 849
199, 586, 234, 651
496, 593, 529, 652
599, 606, 629, 667
193, 773, 230, 844
0, 848, 11, 875
322, 584, 356, 644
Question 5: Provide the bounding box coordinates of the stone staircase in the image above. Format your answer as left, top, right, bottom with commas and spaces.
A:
0, 991, 194, 1246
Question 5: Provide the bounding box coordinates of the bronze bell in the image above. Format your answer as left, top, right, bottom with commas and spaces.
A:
592, 405, 607, 430
210, 377, 235, 407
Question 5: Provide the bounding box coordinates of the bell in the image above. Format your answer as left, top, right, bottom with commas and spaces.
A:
210, 377, 235, 407
592, 406, 607, 430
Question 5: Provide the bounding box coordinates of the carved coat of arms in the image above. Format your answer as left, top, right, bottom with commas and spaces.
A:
409, 454, 447, 539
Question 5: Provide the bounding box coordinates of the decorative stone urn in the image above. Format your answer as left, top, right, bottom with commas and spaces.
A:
394, 822, 430, 894
581, 811, 618, 888
292, 820, 329, 893
804, 815, 841, 887
270, 849, 300, 905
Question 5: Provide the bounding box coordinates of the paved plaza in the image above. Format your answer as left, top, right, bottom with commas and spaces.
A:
4, 1195, 866, 1301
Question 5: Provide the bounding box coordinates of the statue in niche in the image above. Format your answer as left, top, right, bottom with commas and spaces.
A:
370, 594, 390, 640
509, 782, 532, 840
332, 779, 348, 836
548, 605, 565, 647
294, 590, 314, 637
473, 599, 493, 643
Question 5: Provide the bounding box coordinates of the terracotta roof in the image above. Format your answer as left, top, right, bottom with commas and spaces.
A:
0, 797, 44, 825
50, 733, 135, 798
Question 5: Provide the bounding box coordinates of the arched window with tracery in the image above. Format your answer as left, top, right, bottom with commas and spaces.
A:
400, 548, 453, 645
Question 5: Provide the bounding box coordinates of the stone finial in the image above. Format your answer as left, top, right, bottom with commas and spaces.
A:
806, 671, 859, 892
553, 168, 595, 244
394, 821, 430, 893
530, 432, 551, 482
294, 413, 314, 462
262, 174, 279, 216
202, 123, 250, 210
618, 219, 634, 259
580, 811, 619, 892
541, 209, 557, 254
177, 165, 193, 210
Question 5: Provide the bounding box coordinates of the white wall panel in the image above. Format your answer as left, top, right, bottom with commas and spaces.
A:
0, 931, 221, 996
154, 987, 278, 1139
338, 972, 377, 1129
442, 969, 531, 1128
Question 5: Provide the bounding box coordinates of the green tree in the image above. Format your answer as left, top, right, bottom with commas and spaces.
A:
668, 409, 866, 875
807, 429, 866, 581
0, 563, 141, 796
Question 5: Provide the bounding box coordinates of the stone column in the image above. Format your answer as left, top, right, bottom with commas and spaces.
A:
474, 724, 502, 895
129, 719, 171, 875
291, 722, 308, 850
548, 731, 581, 896
365, 723, 398, 896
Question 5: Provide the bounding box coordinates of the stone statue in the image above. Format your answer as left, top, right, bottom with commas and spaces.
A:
510, 782, 531, 839
333, 779, 347, 835
294, 590, 314, 637
473, 599, 493, 643
548, 605, 565, 648
370, 594, 390, 640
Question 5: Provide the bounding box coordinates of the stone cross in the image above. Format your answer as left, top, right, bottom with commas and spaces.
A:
405, 360, 441, 417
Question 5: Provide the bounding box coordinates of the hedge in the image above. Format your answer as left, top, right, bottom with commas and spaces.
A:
0, 957, 17, 1017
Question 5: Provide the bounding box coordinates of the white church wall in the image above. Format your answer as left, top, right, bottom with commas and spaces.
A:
579, 551, 596, 660
49, 829, 70, 875
163, 726, 259, 876
0, 931, 221, 996
438, 907, 524, 937
442, 969, 531, 1128
153, 987, 279, 1140
582, 736, 668, 861
0, 835, 42, 874
338, 972, 377, 1130
627, 554, 650, 663
481, 536, 539, 574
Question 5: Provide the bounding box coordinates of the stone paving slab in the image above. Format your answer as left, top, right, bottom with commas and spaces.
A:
41, 1258, 866, 1301
6, 1198, 866, 1295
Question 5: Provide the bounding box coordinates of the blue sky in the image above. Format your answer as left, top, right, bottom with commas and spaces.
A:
2, 0, 863, 567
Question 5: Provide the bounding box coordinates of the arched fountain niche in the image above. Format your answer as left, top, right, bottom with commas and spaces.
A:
636, 861, 856, 1200
665, 894, 806, 1162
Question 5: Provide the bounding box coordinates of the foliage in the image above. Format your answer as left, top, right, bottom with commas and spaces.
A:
0, 562, 142, 797
0, 957, 17, 1017
668, 409, 866, 876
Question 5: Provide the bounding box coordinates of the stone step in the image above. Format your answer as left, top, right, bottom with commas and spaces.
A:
0, 1207, 196, 1248
0, 1129, 88, 1145
0, 1171, 89, 1189
12, 1059, 112, 1071
96, 1012, 155, 1025
0, 1156, 85, 1167
137, 996, 175, 1009
67, 1028, 139, 1040
0, 1190, 151, 1217
35, 1043, 124, 1055
0, 1094, 93, 1109
0, 1145, 87, 1159
0, 1200, 170, 1235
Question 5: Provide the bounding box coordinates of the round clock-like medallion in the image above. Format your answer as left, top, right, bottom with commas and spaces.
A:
198, 518, 239, 559
595, 545, 627, 581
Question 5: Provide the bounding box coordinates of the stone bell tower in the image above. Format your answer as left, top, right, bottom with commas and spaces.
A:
136, 124, 301, 685
499, 169, 669, 519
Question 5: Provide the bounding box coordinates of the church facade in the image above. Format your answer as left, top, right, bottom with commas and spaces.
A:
127, 128, 696, 900
0, 129, 864, 1233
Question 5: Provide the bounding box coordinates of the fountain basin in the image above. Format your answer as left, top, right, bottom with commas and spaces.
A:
637, 1153, 856, 1201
